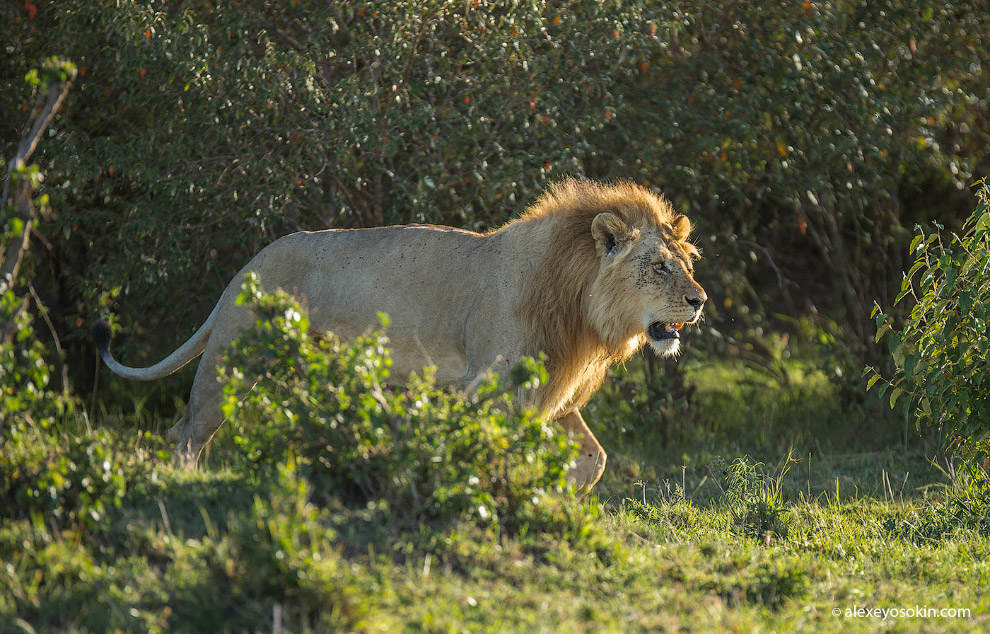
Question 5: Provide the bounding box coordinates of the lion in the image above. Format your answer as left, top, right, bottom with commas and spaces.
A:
92, 179, 706, 489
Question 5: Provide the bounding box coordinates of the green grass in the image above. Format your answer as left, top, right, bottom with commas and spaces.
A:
3, 357, 988, 632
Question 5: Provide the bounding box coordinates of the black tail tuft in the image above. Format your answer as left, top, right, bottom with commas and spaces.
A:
90, 319, 112, 356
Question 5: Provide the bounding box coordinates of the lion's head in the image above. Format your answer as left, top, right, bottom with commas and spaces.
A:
587, 200, 706, 358
517, 179, 706, 365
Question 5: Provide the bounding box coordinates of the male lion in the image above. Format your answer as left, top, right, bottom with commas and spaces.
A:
93, 179, 706, 489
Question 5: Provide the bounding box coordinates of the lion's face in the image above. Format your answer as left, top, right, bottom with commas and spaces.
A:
588, 211, 706, 358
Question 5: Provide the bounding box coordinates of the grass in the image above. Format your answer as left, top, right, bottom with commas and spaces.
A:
3, 356, 988, 632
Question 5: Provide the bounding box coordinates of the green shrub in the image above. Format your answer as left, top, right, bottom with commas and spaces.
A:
0, 465, 369, 633
2, 428, 128, 526
219, 273, 579, 533
884, 460, 990, 543
2, 213, 110, 529
868, 181, 990, 457
1, 397, 162, 532
0, 289, 61, 421
1, 159, 71, 430
4, 1, 988, 406
709, 454, 793, 543
163, 463, 369, 632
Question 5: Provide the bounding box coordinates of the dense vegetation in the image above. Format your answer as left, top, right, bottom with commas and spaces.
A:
3, 279, 989, 631
869, 180, 990, 458
2, 1, 988, 388
3, 1, 990, 630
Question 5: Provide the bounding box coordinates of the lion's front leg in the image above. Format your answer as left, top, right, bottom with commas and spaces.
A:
557, 409, 607, 491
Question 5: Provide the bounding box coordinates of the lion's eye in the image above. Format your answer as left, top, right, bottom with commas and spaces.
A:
653, 262, 669, 275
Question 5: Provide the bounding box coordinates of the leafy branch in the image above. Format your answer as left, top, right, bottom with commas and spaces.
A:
1, 57, 78, 295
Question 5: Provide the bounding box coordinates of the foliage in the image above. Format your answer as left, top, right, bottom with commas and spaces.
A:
22, 56, 76, 88
868, 181, 990, 457
173, 465, 370, 632
611, 1, 990, 345
1, 63, 64, 427
709, 454, 793, 543
885, 460, 990, 543
2, 1, 988, 403
219, 272, 579, 533
0, 289, 64, 423
5, 422, 990, 632
1, 56, 95, 532
0, 460, 370, 633
1, 422, 131, 529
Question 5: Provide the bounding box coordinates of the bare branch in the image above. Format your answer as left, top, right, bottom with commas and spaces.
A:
28, 283, 70, 396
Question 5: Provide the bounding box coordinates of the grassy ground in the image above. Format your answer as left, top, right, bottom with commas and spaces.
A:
3, 357, 988, 632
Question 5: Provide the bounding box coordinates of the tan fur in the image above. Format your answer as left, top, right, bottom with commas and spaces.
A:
95, 179, 706, 490
513, 180, 703, 421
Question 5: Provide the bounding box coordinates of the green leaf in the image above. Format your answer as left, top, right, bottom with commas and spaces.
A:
903, 354, 918, 379
960, 290, 974, 314
875, 322, 892, 343
887, 333, 901, 357
910, 233, 924, 254
889, 387, 904, 409
975, 211, 990, 235
8, 217, 24, 236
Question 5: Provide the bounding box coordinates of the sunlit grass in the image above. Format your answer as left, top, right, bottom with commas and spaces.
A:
3, 357, 986, 632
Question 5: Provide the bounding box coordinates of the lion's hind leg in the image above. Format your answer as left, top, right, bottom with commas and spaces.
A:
168, 387, 226, 468
164, 409, 207, 469
165, 340, 233, 467
165, 411, 187, 446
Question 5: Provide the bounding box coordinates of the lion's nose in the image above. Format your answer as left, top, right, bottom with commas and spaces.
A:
685, 292, 706, 310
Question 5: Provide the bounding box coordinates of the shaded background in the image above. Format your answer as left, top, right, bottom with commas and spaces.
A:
3, 0, 988, 449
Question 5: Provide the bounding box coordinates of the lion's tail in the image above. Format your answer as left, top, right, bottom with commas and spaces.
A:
91, 297, 222, 381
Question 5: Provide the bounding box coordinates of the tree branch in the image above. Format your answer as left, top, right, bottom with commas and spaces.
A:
1, 62, 77, 293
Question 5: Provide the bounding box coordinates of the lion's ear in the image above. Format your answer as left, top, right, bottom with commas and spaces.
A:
592, 213, 630, 256
671, 214, 692, 242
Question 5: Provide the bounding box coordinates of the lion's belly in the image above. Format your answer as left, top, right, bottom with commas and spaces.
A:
302, 286, 473, 387
387, 340, 469, 387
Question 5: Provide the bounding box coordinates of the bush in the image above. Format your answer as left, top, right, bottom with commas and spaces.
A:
2, 158, 104, 529
1, 426, 128, 527
0, 462, 369, 633
3, 1, 988, 408
610, 2, 990, 345
883, 460, 990, 543
869, 181, 990, 457
1, 126, 72, 432
709, 454, 792, 543
0, 289, 64, 423
219, 273, 579, 533
164, 463, 370, 632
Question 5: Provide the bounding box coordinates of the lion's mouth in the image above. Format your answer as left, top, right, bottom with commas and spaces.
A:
648, 321, 684, 342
